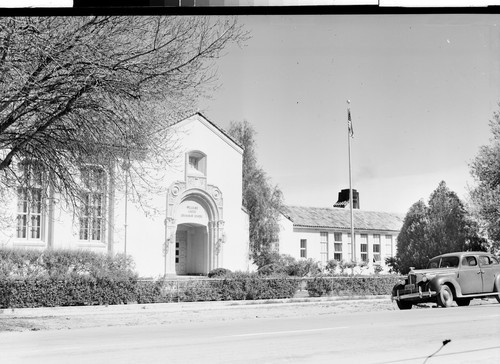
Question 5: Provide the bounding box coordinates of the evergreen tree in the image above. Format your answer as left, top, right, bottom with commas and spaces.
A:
227, 120, 283, 266
395, 181, 487, 273
469, 108, 500, 252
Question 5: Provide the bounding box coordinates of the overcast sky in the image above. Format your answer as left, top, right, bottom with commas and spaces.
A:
200, 14, 500, 214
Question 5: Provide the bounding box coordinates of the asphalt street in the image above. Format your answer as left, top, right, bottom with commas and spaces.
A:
1, 302, 499, 364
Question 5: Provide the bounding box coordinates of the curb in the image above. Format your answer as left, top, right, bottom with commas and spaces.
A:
0, 295, 392, 317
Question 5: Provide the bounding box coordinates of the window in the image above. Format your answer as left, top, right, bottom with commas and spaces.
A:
373, 234, 381, 262
347, 233, 352, 261
79, 167, 106, 242
360, 234, 368, 262
187, 151, 207, 176
16, 162, 44, 240
385, 235, 393, 258
175, 242, 180, 263
320, 232, 328, 264
462, 256, 477, 267
478, 255, 492, 266
334, 232, 342, 261
300, 239, 307, 258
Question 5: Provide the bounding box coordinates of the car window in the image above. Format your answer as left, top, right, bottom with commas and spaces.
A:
462, 256, 477, 267
492, 257, 499, 265
428, 258, 440, 269
478, 256, 491, 266
441, 256, 459, 268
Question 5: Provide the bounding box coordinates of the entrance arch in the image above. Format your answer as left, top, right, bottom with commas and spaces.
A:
164, 182, 224, 276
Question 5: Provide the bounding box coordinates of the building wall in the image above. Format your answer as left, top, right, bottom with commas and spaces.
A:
0, 114, 250, 277
277, 216, 398, 268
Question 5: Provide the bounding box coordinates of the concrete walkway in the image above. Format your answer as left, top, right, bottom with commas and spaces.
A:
0, 295, 391, 317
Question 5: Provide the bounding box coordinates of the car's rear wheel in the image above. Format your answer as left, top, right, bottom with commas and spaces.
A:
456, 298, 471, 306
437, 285, 454, 308
396, 300, 412, 310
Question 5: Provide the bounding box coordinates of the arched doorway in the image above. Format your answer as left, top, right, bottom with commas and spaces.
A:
164, 182, 224, 276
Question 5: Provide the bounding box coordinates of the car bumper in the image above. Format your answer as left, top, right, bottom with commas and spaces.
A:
392, 288, 437, 302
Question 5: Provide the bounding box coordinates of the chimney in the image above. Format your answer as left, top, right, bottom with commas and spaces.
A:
333, 189, 360, 209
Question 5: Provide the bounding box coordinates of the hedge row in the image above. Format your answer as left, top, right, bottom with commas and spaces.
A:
306, 275, 401, 297
0, 274, 401, 309
0, 274, 299, 308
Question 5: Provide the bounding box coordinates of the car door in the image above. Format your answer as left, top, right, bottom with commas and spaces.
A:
458, 255, 483, 294
478, 255, 496, 293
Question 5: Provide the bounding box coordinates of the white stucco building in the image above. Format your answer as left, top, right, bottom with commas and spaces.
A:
278, 205, 404, 268
0, 113, 250, 277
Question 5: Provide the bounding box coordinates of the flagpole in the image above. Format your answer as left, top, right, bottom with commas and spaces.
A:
347, 100, 356, 262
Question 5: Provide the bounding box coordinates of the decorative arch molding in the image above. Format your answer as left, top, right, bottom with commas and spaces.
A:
163, 181, 225, 275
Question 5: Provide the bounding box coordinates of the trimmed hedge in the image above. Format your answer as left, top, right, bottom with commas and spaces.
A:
306, 275, 401, 297
0, 276, 137, 308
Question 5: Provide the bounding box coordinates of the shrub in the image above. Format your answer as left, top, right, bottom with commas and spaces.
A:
305, 275, 402, 297
306, 275, 333, 297
208, 268, 232, 278
325, 260, 339, 274
0, 248, 136, 280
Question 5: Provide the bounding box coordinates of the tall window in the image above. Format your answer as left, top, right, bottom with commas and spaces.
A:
300, 239, 307, 258
385, 235, 393, 258
360, 234, 368, 262
79, 167, 106, 241
334, 232, 342, 261
347, 233, 352, 261
16, 162, 44, 240
373, 234, 381, 262
320, 232, 328, 264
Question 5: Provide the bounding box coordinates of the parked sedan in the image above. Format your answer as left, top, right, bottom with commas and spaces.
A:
391, 252, 500, 309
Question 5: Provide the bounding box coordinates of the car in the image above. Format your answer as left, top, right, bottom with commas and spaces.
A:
391, 251, 500, 309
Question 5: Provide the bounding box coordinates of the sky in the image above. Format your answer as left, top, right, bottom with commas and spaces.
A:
199, 13, 500, 214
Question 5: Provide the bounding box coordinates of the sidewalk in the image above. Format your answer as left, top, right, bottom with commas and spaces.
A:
0, 295, 391, 318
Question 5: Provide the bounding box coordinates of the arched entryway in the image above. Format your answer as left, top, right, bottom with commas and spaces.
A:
164, 182, 224, 276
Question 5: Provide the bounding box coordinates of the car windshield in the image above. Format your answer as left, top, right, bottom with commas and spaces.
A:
427, 256, 459, 269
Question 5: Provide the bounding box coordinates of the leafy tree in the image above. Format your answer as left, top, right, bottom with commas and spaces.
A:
395, 181, 487, 274
469, 108, 500, 252
0, 16, 247, 210
227, 120, 284, 266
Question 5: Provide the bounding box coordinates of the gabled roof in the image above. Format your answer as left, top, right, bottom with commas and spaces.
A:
282, 205, 405, 232
168, 111, 243, 153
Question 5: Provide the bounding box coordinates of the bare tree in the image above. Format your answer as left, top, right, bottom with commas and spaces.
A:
0, 16, 247, 209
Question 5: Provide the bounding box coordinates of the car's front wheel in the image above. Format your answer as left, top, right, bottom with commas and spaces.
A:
396, 300, 412, 310
456, 298, 471, 306
437, 285, 454, 308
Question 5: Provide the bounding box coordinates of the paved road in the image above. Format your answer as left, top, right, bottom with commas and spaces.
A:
1, 303, 499, 364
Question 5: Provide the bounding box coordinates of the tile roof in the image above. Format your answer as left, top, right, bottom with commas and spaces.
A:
282, 205, 405, 232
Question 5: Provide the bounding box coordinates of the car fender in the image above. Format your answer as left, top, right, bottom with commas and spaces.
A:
429, 276, 461, 297
494, 274, 500, 293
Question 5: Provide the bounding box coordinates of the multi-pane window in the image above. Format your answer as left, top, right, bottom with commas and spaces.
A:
320, 232, 328, 264
360, 234, 368, 262
385, 235, 393, 258
373, 234, 381, 262
334, 232, 342, 261
347, 233, 352, 261
79, 167, 106, 241
16, 162, 44, 240
300, 239, 307, 258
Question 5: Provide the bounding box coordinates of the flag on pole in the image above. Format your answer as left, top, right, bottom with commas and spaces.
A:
347, 108, 354, 138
